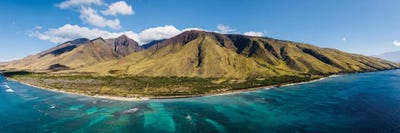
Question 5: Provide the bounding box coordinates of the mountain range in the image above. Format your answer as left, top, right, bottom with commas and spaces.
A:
374, 51, 400, 63
2, 35, 142, 71
1, 30, 398, 78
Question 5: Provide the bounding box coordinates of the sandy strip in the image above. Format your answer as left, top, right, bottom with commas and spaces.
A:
201, 75, 340, 98
6, 78, 150, 101
5, 75, 339, 101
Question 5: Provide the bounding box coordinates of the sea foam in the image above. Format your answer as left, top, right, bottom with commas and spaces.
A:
5, 88, 14, 92
121, 108, 139, 114
4, 85, 10, 88
185, 114, 192, 121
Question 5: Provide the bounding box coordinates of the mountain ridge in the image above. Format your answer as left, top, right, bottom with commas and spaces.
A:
374, 51, 400, 63
71, 30, 399, 78
2, 30, 399, 78
2, 35, 143, 71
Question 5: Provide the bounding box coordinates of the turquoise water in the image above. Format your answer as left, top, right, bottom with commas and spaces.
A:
1, 70, 400, 132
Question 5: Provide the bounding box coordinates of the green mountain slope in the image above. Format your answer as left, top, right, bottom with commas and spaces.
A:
72, 30, 399, 78
2, 35, 143, 71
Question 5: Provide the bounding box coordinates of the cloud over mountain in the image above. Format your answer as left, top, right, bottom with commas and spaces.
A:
32, 23, 269, 45
138, 25, 181, 44
31, 24, 200, 45
34, 1, 267, 45
30, 24, 138, 44
244, 31, 264, 37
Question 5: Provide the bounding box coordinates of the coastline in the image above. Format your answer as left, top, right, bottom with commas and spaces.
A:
203, 74, 339, 97
4, 75, 339, 101
6, 78, 150, 101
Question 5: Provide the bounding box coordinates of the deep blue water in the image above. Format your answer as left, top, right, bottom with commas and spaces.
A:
1, 70, 400, 133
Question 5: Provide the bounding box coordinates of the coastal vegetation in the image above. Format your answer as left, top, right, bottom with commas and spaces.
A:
4, 72, 317, 98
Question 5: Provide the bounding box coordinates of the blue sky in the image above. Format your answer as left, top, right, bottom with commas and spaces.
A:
1, 0, 400, 61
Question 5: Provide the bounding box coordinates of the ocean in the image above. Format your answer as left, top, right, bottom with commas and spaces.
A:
1, 70, 400, 132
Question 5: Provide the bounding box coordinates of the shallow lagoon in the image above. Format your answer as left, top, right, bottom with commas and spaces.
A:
1, 70, 400, 132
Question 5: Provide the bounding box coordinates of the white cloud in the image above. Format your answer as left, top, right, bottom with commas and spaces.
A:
138, 25, 181, 44
30, 24, 138, 44
0, 57, 21, 62
182, 27, 207, 32
36, 1, 212, 46
34, 26, 42, 30
216, 24, 236, 34
101, 1, 134, 16
393, 40, 400, 46
57, 0, 124, 29
30, 24, 205, 45
243, 31, 264, 37
137, 26, 207, 44
80, 7, 121, 29
58, 0, 104, 9
342, 37, 347, 41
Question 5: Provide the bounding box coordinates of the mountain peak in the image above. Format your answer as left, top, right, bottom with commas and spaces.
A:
117, 34, 129, 39
172, 30, 213, 42
113, 34, 142, 56
115, 35, 137, 45
146, 30, 205, 51
146, 30, 230, 51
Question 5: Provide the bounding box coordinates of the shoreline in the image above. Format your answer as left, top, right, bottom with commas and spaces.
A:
6, 78, 150, 101
4, 75, 339, 101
